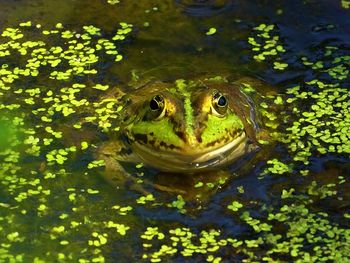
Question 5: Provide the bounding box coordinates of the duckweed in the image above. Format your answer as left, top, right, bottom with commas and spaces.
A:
0, 20, 137, 262
136, 194, 155, 204
248, 23, 287, 67
341, 0, 350, 8
88, 160, 105, 169
111, 205, 133, 215
227, 201, 243, 212
264, 159, 292, 175
279, 80, 350, 164
105, 221, 130, 236
169, 195, 186, 214
206, 27, 217, 36
107, 0, 120, 5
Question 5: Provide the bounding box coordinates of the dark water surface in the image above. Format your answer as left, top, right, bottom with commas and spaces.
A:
0, 1, 350, 262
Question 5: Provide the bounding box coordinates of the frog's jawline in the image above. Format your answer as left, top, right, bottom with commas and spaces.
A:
131, 132, 249, 173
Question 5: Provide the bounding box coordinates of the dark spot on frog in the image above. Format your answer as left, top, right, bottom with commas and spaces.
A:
159, 141, 177, 150
119, 147, 133, 157
134, 134, 148, 144
121, 133, 132, 145
175, 130, 186, 141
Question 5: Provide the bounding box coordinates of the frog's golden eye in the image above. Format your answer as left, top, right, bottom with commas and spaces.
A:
212, 90, 228, 116
149, 95, 166, 119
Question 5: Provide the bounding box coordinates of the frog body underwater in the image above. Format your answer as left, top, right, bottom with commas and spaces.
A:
96, 76, 268, 193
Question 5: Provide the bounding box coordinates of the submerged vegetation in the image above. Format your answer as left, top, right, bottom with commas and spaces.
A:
0, 1, 349, 262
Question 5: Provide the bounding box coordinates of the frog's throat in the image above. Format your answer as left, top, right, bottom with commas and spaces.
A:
130, 132, 250, 172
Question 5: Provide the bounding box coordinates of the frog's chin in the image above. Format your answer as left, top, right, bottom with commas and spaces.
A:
131, 132, 254, 173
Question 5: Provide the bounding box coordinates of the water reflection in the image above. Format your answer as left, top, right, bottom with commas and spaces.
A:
176, 0, 235, 16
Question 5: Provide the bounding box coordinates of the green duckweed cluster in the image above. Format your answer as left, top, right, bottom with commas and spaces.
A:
107, 0, 120, 5
341, 0, 350, 8
248, 23, 288, 70
250, 24, 350, 167
263, 178, 350, 262
0, 21, 138, 262
243, 22, 350, 262
280, 80, 350, 164
0, 22, 129, 86
263, 158, 292, 175
301, 46, 350, 81
206, 27, 217, 36
141, 227, 229, 262
140, 183, 350, 262
0, 21, 133, 166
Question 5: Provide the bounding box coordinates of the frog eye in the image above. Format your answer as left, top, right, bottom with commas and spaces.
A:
212, 90, 228, 116
149, 95, 166, 119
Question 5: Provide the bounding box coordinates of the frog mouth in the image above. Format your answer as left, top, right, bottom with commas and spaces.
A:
130, 132, 251, 172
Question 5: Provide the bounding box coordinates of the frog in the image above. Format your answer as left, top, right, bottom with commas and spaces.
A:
95, 75, 272, 196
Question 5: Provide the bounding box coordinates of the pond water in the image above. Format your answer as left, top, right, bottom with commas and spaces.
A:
0, 0, 350, 262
